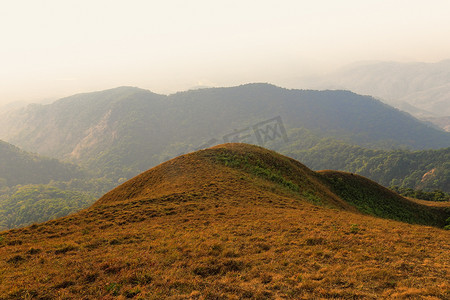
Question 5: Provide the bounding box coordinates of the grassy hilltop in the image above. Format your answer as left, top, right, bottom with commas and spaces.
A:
0, 144, 448, 299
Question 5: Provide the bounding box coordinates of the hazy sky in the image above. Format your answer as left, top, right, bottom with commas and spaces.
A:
1, 0, 450, 104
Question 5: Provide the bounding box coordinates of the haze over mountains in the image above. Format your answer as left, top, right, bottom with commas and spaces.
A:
0, 140, 83, 187
2, 1, 450, 298
312, 60, 450, 130
0, 140, 100, 230
1, 84, 449, 177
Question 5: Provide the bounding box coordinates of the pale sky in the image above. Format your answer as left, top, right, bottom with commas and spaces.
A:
1, 0, 450, 104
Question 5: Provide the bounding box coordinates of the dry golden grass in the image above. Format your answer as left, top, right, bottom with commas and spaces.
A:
0, 144, 449, 299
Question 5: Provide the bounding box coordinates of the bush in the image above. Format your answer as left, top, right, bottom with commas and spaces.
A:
444, 217, 450, 230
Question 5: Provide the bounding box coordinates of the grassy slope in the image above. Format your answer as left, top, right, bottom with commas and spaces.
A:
319, 170, 449, 227
0, 144, 449, 299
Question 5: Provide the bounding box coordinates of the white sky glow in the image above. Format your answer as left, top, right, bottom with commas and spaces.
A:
1, 0, 450, 103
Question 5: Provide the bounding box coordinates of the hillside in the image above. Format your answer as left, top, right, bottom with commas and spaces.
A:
424, 116, 450, 132
314, 60, 450, 129
0, 84, 448, 182
278, 132, 450, 193
1, 144, 448, 299
319, 170, 448, 225
0, 185, 94, 230
0, 140, 113, 231
0, 140, 84, 187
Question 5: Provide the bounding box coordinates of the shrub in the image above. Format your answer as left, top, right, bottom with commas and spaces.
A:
26, 248, 42, 255
123, 288, 141, 298
54, 245, 78, 254
444, 217, 450, 230
7, 255, 25, 264
106, 283, 121, 296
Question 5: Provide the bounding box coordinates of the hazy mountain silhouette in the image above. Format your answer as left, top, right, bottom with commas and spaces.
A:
0, 139, 84, 187
315, 60, 450, 129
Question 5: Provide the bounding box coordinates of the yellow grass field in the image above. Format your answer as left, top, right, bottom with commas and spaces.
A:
1, 144, 449, 299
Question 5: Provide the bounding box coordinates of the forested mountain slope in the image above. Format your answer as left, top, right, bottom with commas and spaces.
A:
0, 140, 83, 187
0, 140, 109, 231
1, 84, 448, 181
277, 131, 450, 193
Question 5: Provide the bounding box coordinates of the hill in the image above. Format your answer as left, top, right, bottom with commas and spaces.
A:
0, 84, 449, 182
0, 140, 84, 188
0, 140, 114, 231
0, 185, 94, 230
424, 116, 450, 132
1, 144, 448, 299
277, 132, 450, 193
319, 170, 448, 225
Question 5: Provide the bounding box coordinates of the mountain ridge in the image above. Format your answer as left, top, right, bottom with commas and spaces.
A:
0, 139, 83, 187
314, 60, 450, 128
1, 83, 448, 182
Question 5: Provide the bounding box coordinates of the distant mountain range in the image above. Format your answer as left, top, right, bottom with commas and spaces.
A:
312, 60, 450, 130
1, 84, 448, 182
